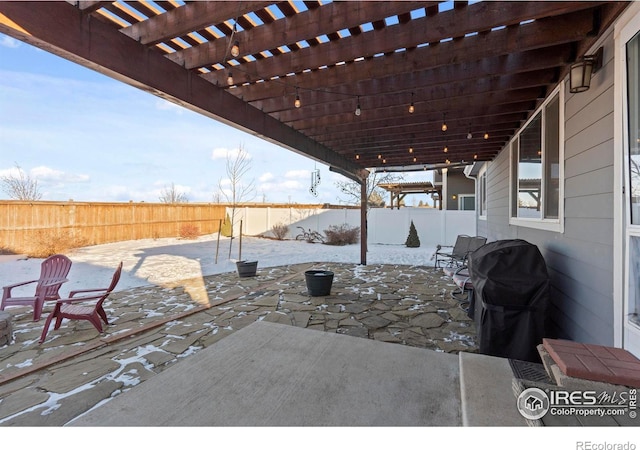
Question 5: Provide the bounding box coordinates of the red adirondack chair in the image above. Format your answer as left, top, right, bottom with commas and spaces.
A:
1, 254, 72, 321
39, 262, 123, 344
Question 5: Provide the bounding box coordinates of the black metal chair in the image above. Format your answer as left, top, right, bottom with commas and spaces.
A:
434, 234, 472, 268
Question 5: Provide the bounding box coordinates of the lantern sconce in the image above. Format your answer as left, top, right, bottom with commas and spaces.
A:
569, 46, 603, 94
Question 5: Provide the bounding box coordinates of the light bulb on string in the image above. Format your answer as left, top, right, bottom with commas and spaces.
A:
294, 88, 301, 108
355, 96, 362, 116
484, 132, 489, 139
227, 71, 234, 85
230, 41, 240, 58
441, 113, 447, 132
409, 92, 415, 114
230, 20, 240, 58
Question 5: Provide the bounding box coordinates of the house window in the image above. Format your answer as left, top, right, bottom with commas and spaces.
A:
628, 31, 640, 226
509, 87, 563, 231
458, 194, 475, 211
626, 30, 640, 324
478, 165, 487, 219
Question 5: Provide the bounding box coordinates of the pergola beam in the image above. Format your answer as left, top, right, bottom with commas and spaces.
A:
167, 1, 429, 69
202, 2, 597, 87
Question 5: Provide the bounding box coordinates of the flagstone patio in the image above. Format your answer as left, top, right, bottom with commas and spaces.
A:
0, 262, 476, 426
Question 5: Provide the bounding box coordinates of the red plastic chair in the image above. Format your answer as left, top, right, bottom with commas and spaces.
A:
39, 262, 123, 344
1, 254, 72, 321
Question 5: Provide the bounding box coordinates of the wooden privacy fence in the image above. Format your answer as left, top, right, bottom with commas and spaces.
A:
0, 201, 227, 254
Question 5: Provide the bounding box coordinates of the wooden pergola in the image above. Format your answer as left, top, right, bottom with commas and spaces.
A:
0, 1, 630, 264
378, 181, 441, 210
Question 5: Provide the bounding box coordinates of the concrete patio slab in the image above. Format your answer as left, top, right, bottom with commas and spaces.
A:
70, 320, 462, 426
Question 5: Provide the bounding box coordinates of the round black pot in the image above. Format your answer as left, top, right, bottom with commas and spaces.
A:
304, 270, 334, 296
236, 260, 258, 278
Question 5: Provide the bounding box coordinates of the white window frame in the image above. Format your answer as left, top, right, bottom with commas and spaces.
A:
478, 163, 487, 220
616, 1, 640, 355
458, 194, 475, 211
508, 85, 565, 233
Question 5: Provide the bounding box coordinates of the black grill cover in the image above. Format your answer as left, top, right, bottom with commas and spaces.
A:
468, 239, 550, 363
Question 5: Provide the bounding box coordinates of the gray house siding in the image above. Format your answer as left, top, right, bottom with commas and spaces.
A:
479, 31, 616, 346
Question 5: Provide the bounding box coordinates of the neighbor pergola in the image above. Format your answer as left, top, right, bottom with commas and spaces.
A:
378, 181, 441, 210
0, 1, 629, 264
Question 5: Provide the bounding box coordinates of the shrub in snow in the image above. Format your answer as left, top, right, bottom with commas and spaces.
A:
271, 222, 289, 240
405, 221, 420, 248
324, 224, 360, 245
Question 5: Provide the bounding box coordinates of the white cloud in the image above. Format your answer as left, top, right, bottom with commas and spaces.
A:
211, 146, 252, 161
0, 36, 20, 49
259, 172, 274, 182
259, 180, 304, 193
285, 169, 310, 179
31, 166, 90, 183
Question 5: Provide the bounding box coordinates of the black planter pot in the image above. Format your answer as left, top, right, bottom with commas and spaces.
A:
305, 270, 334, 296
236, 260, 258, 278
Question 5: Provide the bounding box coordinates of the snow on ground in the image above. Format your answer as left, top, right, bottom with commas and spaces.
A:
0, 235, 439, 295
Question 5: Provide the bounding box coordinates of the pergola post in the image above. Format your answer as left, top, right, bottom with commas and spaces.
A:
360, 176, 367, 265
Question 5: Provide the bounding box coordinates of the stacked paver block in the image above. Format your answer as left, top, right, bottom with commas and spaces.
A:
0, 311, 13, 346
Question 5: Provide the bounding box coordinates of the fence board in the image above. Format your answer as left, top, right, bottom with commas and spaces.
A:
0, 201, 226, 254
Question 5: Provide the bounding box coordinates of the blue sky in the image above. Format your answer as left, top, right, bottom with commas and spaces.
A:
0, 31, 432, 205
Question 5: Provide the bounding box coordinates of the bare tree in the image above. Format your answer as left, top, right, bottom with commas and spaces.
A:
335, 171, 404, 212
1, 163, 42, 200
217, 144, 256, 257
158, 183, 189, 203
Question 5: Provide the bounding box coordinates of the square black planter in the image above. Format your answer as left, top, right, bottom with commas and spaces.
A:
236, 260, 258, 277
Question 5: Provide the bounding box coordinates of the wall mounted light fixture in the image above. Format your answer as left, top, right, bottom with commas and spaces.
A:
569, 46, 603, 94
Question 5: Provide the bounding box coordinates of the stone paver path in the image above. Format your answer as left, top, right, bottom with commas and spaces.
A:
0, 262, 476, 426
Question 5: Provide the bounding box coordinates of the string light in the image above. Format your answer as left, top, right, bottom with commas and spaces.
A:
355, 153, 360, 160
413, 156, 417, 163
443, 145, 448, 153
441, 113, 447, 132
409, 92, 415, 114
474, 153, 478, 160
230, 41, 240, 58
294, 87, 301, 108
229, 20, 240, 58
355, 96, 361, 116
409, 146, 413, 154
484, 132, 489, 139
378, 153, 382, 159
227, 71, 234, 85
467, 131, 472, 140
